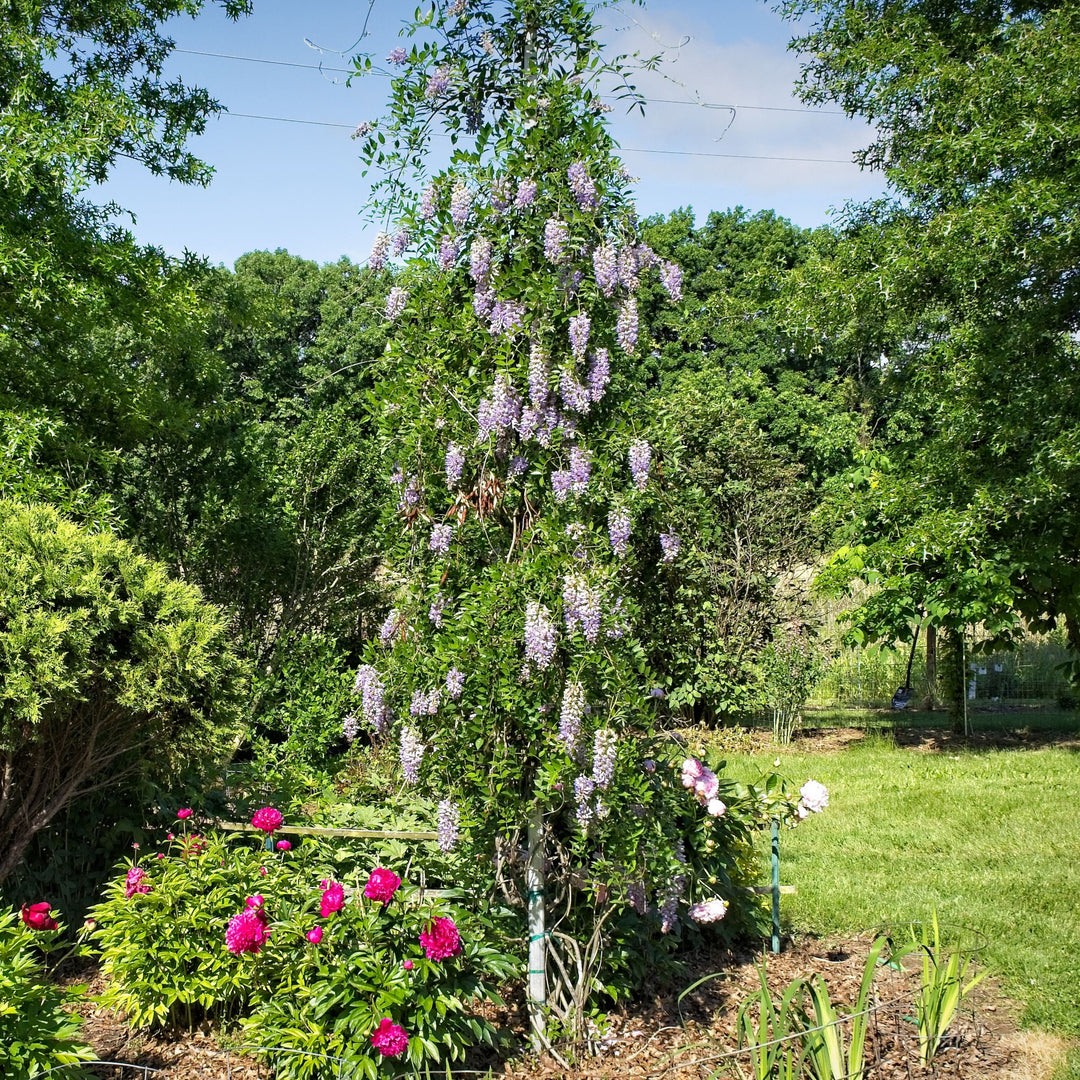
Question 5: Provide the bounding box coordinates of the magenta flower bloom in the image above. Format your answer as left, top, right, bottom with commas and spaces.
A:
364, 867, 402, 905
276, 840, 292, 852
371, 1018, 409, 1058
176, 808, 193, 820
402, 958, 414, 970
319, 880, 345, 918
306, 925, 323, 944
20, 902, 58, 931
420, 916, 462, 960
124, 867, 152, 899
251, 807, 283, 835
225, 906, 269, 955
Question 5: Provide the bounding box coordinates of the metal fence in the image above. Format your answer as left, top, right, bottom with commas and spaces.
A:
807, 631, 1073, 711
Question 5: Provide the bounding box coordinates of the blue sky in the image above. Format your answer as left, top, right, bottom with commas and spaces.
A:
94, 0, 886, 268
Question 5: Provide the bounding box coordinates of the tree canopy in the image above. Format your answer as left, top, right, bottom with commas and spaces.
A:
776, 0, 1080, 672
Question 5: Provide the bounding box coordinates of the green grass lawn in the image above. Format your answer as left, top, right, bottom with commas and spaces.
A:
713, 729, 1080, 1072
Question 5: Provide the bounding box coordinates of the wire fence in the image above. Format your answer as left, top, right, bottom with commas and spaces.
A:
808, 631, 1074, 711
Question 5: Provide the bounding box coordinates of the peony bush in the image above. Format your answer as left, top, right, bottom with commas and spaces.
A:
88, 814, 517, 1075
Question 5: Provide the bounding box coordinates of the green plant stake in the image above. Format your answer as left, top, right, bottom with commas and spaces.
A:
771, 819, 781, 954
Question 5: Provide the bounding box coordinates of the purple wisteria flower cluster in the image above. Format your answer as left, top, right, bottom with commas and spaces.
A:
379, 608, 405, 647
528, 341, 549, 405
469, 235, 492, 283
428, 593, 446, 628
661, 260, 683, 302
445, 442, 465, 487
437, 799, 460, 852
385, 286, 409, 321
343, 713, 360, 742
562, 572, 601, 642
608, 507, 631, 558
426, 66, 450, 98
574, 775, 596, 828
543, 217, 569, 263
628, 438, 651, 490
558, 680, 585, 752
399, 726, 425, 783
410, 688, 441, 716
477, 373, 522, 442
524, 601, 557, 670
450, 181, 472, 227
420, 182, 437, 221
592, 242, 617, 297
354, 665, 391, 734
559, 365, 590, 413
568, 312, 590, 359
369, 231, 390, 271
515, 177, 537, 209
660, 531, 680, 562
567, 161, 597, 209
445, 666, 465, 700
438, 234, 460, 271
592, 728, 617, 789
429, 522, 454, 554
587, 348, 610, 402
616, 297, 638, 353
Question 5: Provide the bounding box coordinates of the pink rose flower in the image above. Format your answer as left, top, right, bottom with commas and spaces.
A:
251, 806, 283, 834
320, 880, 345, 918
176, 808, 193, 820
419, 916, 462, 961
371, 1018, 409, 1058
306, 925, 323, 944
364, 867, 401, 905
20, 902, 57, 932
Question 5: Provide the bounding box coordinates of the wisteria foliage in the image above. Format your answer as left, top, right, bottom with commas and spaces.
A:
346, 0, 770, 923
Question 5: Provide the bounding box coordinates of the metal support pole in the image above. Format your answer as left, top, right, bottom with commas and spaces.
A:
771, 819, 781, 954
526, 805, 546, 1051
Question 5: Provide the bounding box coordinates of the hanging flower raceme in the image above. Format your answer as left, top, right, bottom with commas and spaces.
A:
608, 507, 631, 557
445, 666, 465, 699
450, 180, 472, 227
419, 916, 462, 960
385, 286, 409, 321
429, 523, 454, 554
558, 680, 586, 752
567, 161, 598, 208
616, 297, 638, 353
568, 312, 590, 360
354, 664, 391, 734
592, 729, 617, 789
628, 439, 651, 490
437, 799, 460, 852
524, 601, 557, 670
587, 348, 610, 402
660, 531, 680, 562
400, 726, 425, 783
592, 242, 617, 296
368, 231, 390, 271
514, 177, 537, 209
661, 260, 683, 302
543, 217, 569, 263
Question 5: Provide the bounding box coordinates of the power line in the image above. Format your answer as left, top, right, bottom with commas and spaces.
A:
220, 110, 856, 164
175, 48, 848, 116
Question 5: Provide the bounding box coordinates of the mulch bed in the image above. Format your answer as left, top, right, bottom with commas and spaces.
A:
63, 931, 1039, 1080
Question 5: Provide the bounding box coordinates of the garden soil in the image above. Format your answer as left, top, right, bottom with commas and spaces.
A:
64, 928, 1066, 1080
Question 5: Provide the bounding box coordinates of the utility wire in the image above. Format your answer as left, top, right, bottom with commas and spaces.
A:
222, 109, 855, 164
175, 48, 848, 116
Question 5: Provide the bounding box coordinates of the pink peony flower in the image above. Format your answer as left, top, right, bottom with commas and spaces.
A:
419, 916, 462, 961
371, 1018, 409, 1058
225, 907, 269, 955
306, 925, 323, 944
680, 758, 704, 788
402, 959, 414, 970
707, 798, 727, 818
688, 898, 728, 924
364, 868, 401, 905
276, 840, 292, 851
246, 895, 264, 910
694, 769, 719, 802
124, 867, 152, 899
176, 808, 193, 820
259, 866, 267, 877
20, 902, 57, 932
320, 880, 345, 918
799, 779, 829, 814
251, 806, 283, 834
156, 853, 165, 860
